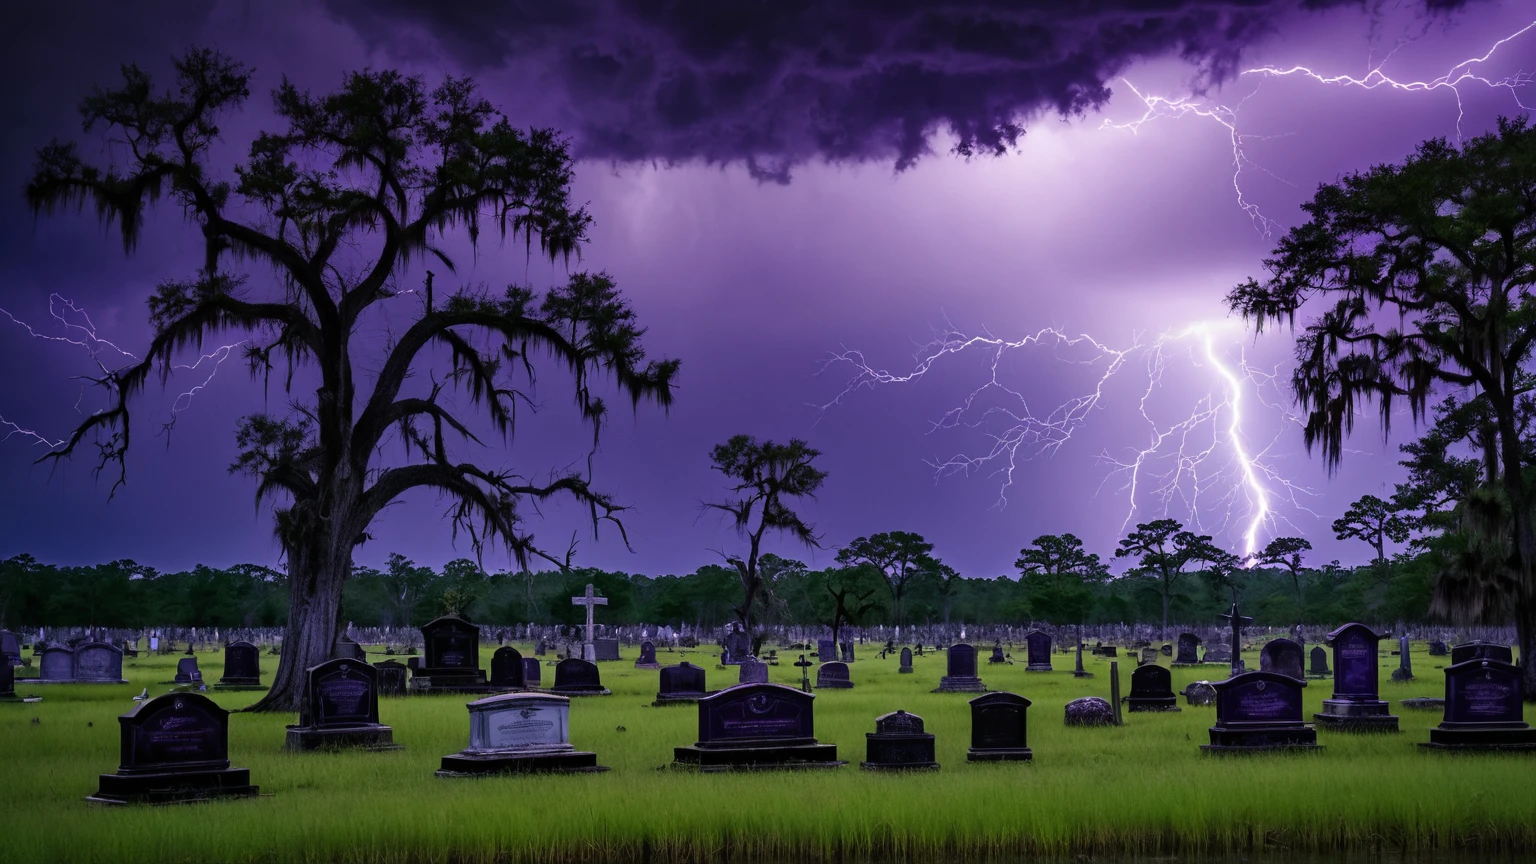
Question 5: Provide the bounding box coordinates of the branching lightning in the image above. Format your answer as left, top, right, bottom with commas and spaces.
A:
818, 320, 1317, 555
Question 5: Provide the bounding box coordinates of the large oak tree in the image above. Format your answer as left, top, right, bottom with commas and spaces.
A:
27, 49, 678, 710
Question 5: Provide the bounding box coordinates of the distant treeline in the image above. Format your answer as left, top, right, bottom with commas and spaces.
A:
0, 548, 1438, 631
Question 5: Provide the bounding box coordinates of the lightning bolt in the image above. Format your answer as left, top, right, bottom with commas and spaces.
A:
818, 319, 1316, 555
1104, 17, 1536, 236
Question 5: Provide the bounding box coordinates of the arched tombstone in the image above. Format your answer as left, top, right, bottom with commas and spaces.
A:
1259, 638, 1305, 680
966, 692, 1033, 761
815, 661, 852, 689
88, 692, 258, 804
635, 640, 660, 669
216, 641, 263, 689
286, 657, 401, 751
74, 642, 126, 684
933, 643, 986, 693
550, 658, 609, 696
1421, 658, 1536, 750
1127, 664, 1179, 712
898, 647, 914, 674
489, 646, 526, 690
1451, 641, 1514, 665
413, 615, 487, 692
1308, 646, 1331, 678
1024, 631, 1052, 672
1201, 671, 1319, 752
655, 661, 708, 705
1173, 633, 1202, 666
861, 710, 938, 771
1313, 623, 1396, 731
671, 682, 843, 770
39, 646, 74, 682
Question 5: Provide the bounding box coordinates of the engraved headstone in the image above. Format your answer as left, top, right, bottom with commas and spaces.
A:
375, 659, 409, 697
88, 693, 259, 804
1313, 623, 1396, 731
966, 691, 1033, 761
738, 656, 769, 685
74, 642, 126, 684
286, 658, 400, 751
1259, 638, 1305, 680
1127, 664, 1179, 712
1025, 631, 1052, 671
655, 661, 708, 705
413, 616, 487, 692
933, 643, 986, 692
815, 661, 853, 689
550, 658, 609, 696
174, 657, 203, 686
1174, 633, 1201, 666
1451, 641, 1513, 665
1202, 671, 1319, 752
635, 640, 660, 669
672, 682, 843, 770
861, 710, 938, 770
1422, 658, 1536, 750
438, 693, 606, 775
216, 641, 262, 689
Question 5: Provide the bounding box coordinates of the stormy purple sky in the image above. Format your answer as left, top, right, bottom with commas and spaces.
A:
0, 1, 1530, 578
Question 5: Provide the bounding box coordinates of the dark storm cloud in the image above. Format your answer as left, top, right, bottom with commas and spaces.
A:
322, 0, 1478, 181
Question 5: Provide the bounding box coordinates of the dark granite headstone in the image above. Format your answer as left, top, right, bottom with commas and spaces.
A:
934, 643, 986, 692
1203, 644, 1232, 664
1025, 631, 1052, 671
989, 643, 1006, 664
1308, 646, 1330, 677
438, 693, 606, 775
1064, 696, 1115, 727
216, 641, 262, 688
1, 630, 19, 667
593, 638, 621, 662
551, 658, 609, 696
815, 661, 853, 689
1451, 641, 1514, 665
39, 646, 74, 682
88, 693, 258, 804
334, 635, 366, 661
967, 691, 1032, 761
899, 647, 913, 674
375, 660, 409, 697
1259, 638, 1305, 680
287, 658, 399, 751
534, 639, 547, 657
1127, 664, 1179, 712
1202, 671, 1319, 752
1184, 681, 1218, 706
522, 657, 542, 687
672, 682, 843, 770
635, 640, 660, 669
1427, 640, 1449, 657
738, 656, 769, 685
656, 661, 709, 705
817, 639, 837, 663
75, 642, 126, 683
0, 661, 16, 702
1312, 624, 1396, 731
1174, 633, 1201, 665
489, 646, 526, 690
861, 710, 938, 770
723, 630, 750, 665
1422, 658, 1536, 750
174, 657, 203, 686
413, 616, 487, 692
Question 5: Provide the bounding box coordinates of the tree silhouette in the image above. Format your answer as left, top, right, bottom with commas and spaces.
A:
1251, 536, 1312, 637
1114, 519, 1222, 638
1015, 533, 1108, 626
834, 531, 935, 628
1228, 117, 1536, 691
26, 49, 677, 710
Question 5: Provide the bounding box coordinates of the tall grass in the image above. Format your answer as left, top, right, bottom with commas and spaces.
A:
3, 642, 1530, 864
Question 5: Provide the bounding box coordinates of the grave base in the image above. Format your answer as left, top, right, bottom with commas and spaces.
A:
87, 767, 259, 805
634, 663, 661, 670
672, 742, 843, 771
860, 760, 939, 771
898, 667, 914, 674
1203, 724, 1320, 752
1171, 662, 1201, 668
548, 687, 611, 697
0, 694, 41, 703
967, 747, 1033, 762
31, 678, 127, 685
1400, 697, 1446, 711
1421, 722, 1536, 751
1127, 697, 1181, 712
1025, 664, 1052, 672
1072, 671, 1095, 678
213, 682, 269, 692
437, 749, 607, 776
932, 676, 987, 693
652, 692, 708, 706
284, 724, 403, 752
815, 681, 854, 690
1314, 712, 1399, 732
408, 671, 491, 695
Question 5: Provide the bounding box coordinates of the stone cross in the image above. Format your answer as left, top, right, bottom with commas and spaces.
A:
794, 653, 814, 693
571, 584, 608, 663
1219, 590, 1253, 679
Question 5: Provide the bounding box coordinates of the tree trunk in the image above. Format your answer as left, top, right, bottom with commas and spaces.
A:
1160, 580, 1170, 641
246, 541, 350, 712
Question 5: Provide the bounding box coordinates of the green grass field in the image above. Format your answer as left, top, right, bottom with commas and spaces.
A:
3, 641, 1532, 864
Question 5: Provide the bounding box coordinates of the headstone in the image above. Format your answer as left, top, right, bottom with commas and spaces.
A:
815, 661, 853, 689
722, 629, 750, 666
0, 661, 19, 702
412, 616, 487, 692
39, 646, 74, 682
966, 692, 1033, 761
672, 682, 844, 770
438, 693, 606, 775
216, 641, 263, 689
522, 657, 542, 687
933, 643, 986, 693
1025, 630, 1052, 672
174, 657, 203, 686
1427, 640, 1449, 657
550, 658, 609, 696
1, 630, 21, 667
87, 693, 259, 804
1391, 635, 1414, 681
861, 710, 938, 770
738, 656, 770, 685
374, 660, 409, 697
1139, 647, 1158, 665
1201, 671, 1320, 752
988, 643, 1006, 665
817, 639, 837, 663
286, 658, 400, 751
1451, 641, 1513, 665
489, 646, 526, 690
1421, 658, 1536, 750
1259, 638, 1305, 680
1099, 645, 1117, 657
1308, 646, 1331, 678
898, 647, 913, 674
74, 642, 127, 684
570, 584, 609, 663
794, 653, 814, 692
635, 640, 660, 669
333, 635, 366, 661
1174, 633, 1201, 666
1127, 664, 1180, 712
1313, 623, 1397, 731
1160, 643, 1173, 656
655, 661, 708, 705
592, 638, 621, 662
534, 639, 548, 657
841, 641, 855, 663
1203, 644, 1232, 664
1064, 696, 1115, 727
1183, 681, 1218, 707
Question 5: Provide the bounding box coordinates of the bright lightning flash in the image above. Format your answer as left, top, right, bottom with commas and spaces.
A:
818, 319, 1316, 556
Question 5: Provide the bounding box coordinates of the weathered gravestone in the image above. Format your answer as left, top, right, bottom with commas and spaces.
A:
534, 639, 547, 657
1064, 696, 1115, 727
933, 643, 987, 693
841, 641, 855, 663
1427, 640, 1449, 657
1308, 646, 1331, 678
592, 638, 622, 662
522, 657, 542, 688
738, 656, 770, 685
635, 640, 660, 669
173, 657, 203, 687
489, 646, 526, 690
1391, 635, 1414, 681
333, 635, 366, 662
75, 642, 127, 684
816, 661, 853, 690
1174, 633, 1202, 666
898, 647, 914, 674
87, 692, 258, 804
967, 691, 1033, 761
216, 641, 263, 689
861, 710, 938, 771
2, 630, 22, 667
1313, 623, 1397, 732
550, 658, 610, 696
671, 682, 843, 770
286, 658, 401, 751
39, 646, 74, 682
1451, 641, 1513, 665
817, 639, 837, 664
374, 659, 409, 697
1025, 631, 1052, 672
655, 661, 709, 706
1160, 643, 1173, 656
1202, 671, 1320, 753
1259, 638, 1305, 680
1139, 647, 1159, 666
1203, 644, 1232, 664
1183, 681, 1217, 707
1127, 664, 1180, 712
988, 643, 1006, 665
412, 616, 488, 692
722, 629, 750, 666
438, 692, 607, 775
1421, 658, 1536, 750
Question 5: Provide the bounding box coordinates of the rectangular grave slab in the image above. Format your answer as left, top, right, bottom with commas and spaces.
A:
593, 639, 621, 662
966, 692, 1032, 761
861, 710, 938, 771
286, 658, 400, 751
438, 693, 606, 775
74, 643, 127, 684
88, 693, 258, 805
655, 661, 709, 705
1024, 631, 1052, 672
933, 643, 986, 693
1422, 658, 1536, 750
739, 657, 769, 685
1202, 671, 1321, 753
672, 683, 843, 771
215, 641, 264, 689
